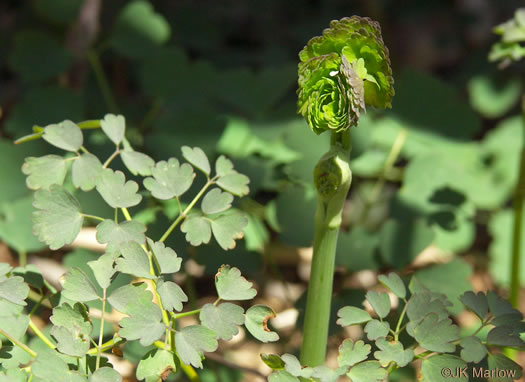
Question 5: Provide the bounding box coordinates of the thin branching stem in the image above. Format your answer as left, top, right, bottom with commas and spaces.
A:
0, 327, 37, 357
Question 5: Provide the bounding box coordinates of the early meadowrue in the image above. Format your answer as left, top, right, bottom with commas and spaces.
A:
1, 116, 279, 381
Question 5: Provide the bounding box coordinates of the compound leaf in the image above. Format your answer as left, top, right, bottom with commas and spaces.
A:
33, 185, 84, 250
143, 158, 195, 200
201, 188, 233, 215
181, 146, 210, 175
72, 153, 103, 191
336, 306, 372, 327
245, 305, 279, 343
174, 325, 218, 368
215, 265, 256, 300
96, 219, 146, 253
199, 302, 245, 340
157, 279, 187, 312
22, 155, 67, 190
337, 339, 371, 368
211, 213, 248, 250
96, 169, 142, 208
43, 120, 83, 152
100, 114, 125, 145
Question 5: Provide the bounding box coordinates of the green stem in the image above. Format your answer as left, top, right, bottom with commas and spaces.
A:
87, 50, 119, 113
82, 214, 106, 222
0, 327, 37, 357
103, 148, 120, 168
300, 130, 352, 366
19, 250, 27, 267
172, 309, 201, 320
28, 319, 56, 350
394, 299, 408, 341
96, 288, 107, 369
509, 96, 525, 308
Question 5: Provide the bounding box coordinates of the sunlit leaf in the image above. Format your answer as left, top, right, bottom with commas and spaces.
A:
211, 213, 248, 250
43, 120, 83, 152
96, 219, 146, 253
100, 114, 125, 146
96, 168, 142, 208
201, 188, 233, 215
244, 305, 279, 343
136, 349, 175, 382
199, 303, 244, 340
215, 265, 256, 301
174, 325, 218, 368
61, 267, 99, 302
72, 153, 103, 191
143, 158, 195, 200
157, 279, 187, 312
181, 146, 210, 175
22, 155, 67, 190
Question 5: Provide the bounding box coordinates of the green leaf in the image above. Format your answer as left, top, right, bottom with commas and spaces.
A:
72, 153, 103, 191
12, 264, 44, 289
215, 155, 234, 177
216, 172, 250, 197
421, 354, 467, 382
112, 0, 170, 59
468, 74, 521, 119
157, 279, 187, 312
486, 290, 523, 325
406, 290, 451, 326
336, 306, 372, 327
50, 303, 91, 336
143, 158, 195, 200
147, 239, 182, 274
32, 348, 87, 382
364, 320, 389, 341
115, 241, 154, 279
22, 155, 67, 190
211, 213, 248, 250
180, 215, 212, 246
0, 312, 29, 341
365, 291, 390, 319
199, 303, 245, 340
281, 354, 313, 378
100, 114, 125, 146
346, 361, 386, 382
374, 338, 414, 367
33, 185, 84, 250
136, 349, 175, 382
377, 273, 406, 299
43, 120, 83, 152
119, 297, 165, 346
96, 219, 146, 253
244, 305, 279, 343
96, 169, 142, 209
459, 291, 488, 320
411, 313, 458, 353
174, 325, 218, 368
121, 150, 154, 176
0, 276, 28, 306
181, 146, 210, 175
312, 366, 346, 382
459, 336, 486, 363
337, 339, 371, 368
50, 325, 90, 357
108, 282, 150, 314
61, 267, 99, 302
201, 188, 233, 215
487, 353, 523, 381
215, 265, 256, 301
487, 325, 525, 347
8, 30, 72, 83
89, 367, 122, 382
0, 369, 26, 382
260, 354, 285, 370
87, 252, 118, 289
268, 371, 299, 382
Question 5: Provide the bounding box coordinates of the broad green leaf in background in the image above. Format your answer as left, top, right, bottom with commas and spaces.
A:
180, 215, 212, 246
115, 241, 154, 279
364, 320, 389, 341
147, 239, 182, 274
61, 267, 99, 302
72, 153, 103, 191
143, 158, 195, 200
121, 150, 154, 176
346, 361, 386, 382
468, 74, 521, 118
336, 306, 372, 327
281, 354, 313, 378
174, 325, 218, 368
201, 188, 233, 215
211, 213, 248, 250
90, 367, 122, 382
411, 313, 459, 353
156, 279, 187, 312
33, 185, 84, 250
378, 273, 406, 299
22, 155, 67, 190
8, 30, 72, 83
244, 305, 279, 343
365, 291, 391, 319
112, 0, 171, 59
374, 338, 414, 367
336, 227, 381, 271
276, 184, 316, 247
199, 303, 245, 340
96, 169, 142, 208
136, 349, 175, 382
0, 196, 46, 252
100, 114, 125, 146
215, 265, 256, 300
43, 120, 83, 152
421, 354, 467, 382
337, 339, 371, 368
96, 219, 146, 253
181, 146, 210, 175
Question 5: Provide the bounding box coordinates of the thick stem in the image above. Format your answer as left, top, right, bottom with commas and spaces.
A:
509, 96, 525, 307
300, 130, 352, 366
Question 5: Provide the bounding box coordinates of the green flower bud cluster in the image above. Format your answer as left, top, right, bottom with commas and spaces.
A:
489, 8, 525, 66
297, 16, 394, 135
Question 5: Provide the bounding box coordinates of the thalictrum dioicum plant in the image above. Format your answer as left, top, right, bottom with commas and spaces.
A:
0, 116, 279, 381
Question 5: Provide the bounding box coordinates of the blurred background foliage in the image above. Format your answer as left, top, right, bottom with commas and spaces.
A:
0, 0, 524, 380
